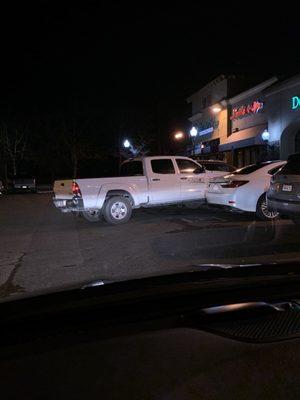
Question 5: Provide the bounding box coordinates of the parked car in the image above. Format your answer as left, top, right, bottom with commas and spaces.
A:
53, 156, 230, 224
191, 158, 235, 176
0, 179, 6, 195
267, 153, 300, 224
11, 174, 37, 193
206, 161, 286, 220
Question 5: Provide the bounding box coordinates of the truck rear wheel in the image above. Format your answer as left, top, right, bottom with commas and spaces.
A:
103, 196, 132, 225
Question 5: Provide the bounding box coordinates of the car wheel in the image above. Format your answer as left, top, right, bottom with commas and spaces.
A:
103, 196, 132, 225
81, 210, 102, 222
256, 193, 279, 221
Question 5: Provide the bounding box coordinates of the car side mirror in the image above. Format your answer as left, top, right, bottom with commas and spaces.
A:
193, 166, 205, 174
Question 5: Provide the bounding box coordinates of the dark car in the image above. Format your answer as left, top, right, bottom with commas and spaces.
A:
267, 153, 300, 224
0, 179, 6, 195
191, 158, 235, 174
11, 174, 37, 193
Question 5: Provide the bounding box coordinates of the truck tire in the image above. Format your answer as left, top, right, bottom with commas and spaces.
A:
103, 196, 132, 225
81, 210, 102, 222
256, 193, 279, 221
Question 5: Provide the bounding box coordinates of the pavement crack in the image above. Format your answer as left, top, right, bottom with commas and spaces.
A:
0, 253, 26, 297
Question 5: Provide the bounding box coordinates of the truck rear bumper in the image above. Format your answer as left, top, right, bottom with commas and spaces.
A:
53, 197, 84, 212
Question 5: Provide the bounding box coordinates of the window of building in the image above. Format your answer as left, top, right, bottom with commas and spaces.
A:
201, 95, 211, 109
151, 159, 175, 174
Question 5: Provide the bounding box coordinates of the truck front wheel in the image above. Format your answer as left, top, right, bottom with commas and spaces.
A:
103, 196, 132, 225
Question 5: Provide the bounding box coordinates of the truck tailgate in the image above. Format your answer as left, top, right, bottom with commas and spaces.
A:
53, 180, 73, 199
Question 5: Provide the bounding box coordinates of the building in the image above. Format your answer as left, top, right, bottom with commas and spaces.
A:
186, 75, 236, 158
264, 75, 300, 159
187, 74, 300, 166
220, 77, 277, 167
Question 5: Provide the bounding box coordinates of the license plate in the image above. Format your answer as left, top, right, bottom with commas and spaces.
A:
282, 184, 293, 192
22, 185, 28, 189
56, 200, 66, 207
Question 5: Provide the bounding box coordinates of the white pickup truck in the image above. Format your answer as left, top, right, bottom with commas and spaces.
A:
53, 156, 229, 224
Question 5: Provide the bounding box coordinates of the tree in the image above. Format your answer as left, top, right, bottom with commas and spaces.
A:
0, 124, 27, 177
59, 115, 105, 178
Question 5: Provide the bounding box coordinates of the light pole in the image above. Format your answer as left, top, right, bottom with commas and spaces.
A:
189, 127, 198, 155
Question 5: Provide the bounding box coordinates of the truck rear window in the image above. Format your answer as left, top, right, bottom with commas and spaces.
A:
120, 161, 144, 176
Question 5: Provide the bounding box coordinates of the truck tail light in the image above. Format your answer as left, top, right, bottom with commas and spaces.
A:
72, 181, 82, 197
221, 180, 249, 188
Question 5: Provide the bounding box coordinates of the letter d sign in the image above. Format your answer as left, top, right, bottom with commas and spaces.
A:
292, 96, 300, 110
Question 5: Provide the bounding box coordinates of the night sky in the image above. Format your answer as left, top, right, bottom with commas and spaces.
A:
0, 2, 299, 176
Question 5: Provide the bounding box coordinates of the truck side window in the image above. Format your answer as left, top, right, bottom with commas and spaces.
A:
176, 159, 200, 174
151, 159, 175, 174
120, 161, 144, 176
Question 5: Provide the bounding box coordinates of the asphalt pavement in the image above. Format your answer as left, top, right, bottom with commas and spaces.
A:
0, 193, 300, 301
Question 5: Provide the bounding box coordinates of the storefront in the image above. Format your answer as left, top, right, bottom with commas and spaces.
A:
264, 75, 300, 159
187, 75, 300, 166
219, 78, 277, 167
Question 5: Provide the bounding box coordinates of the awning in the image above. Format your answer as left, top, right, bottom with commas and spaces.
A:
219, 124, 267, 152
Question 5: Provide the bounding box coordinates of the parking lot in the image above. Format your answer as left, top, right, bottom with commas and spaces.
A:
1, 193, 300, 301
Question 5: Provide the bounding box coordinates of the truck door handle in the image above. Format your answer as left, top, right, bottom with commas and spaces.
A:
180, 177, 188, 180
152, 178, 160, 181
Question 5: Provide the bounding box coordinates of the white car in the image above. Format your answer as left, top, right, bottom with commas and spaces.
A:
206, 161, 286, 220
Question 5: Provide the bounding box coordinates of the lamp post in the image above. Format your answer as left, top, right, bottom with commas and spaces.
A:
189, 127, 198, 155
262, 129, 270, 141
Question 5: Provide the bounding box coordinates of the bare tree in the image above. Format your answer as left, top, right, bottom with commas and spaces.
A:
59, 116, 105, 178
0, 124, 27, 176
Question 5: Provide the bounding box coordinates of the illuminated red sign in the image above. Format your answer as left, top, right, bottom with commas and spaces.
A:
230, 100, 264, 120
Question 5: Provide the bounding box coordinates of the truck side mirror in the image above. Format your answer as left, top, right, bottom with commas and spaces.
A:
193, 166, 205, 174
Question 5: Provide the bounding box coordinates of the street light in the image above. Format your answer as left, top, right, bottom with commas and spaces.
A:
123, 139, 131, 148
174, 131, 184, 141
212, 105, 222, 113
262, 129, 270, 141
190, 127, 198, 137
189, 127, 197, 155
